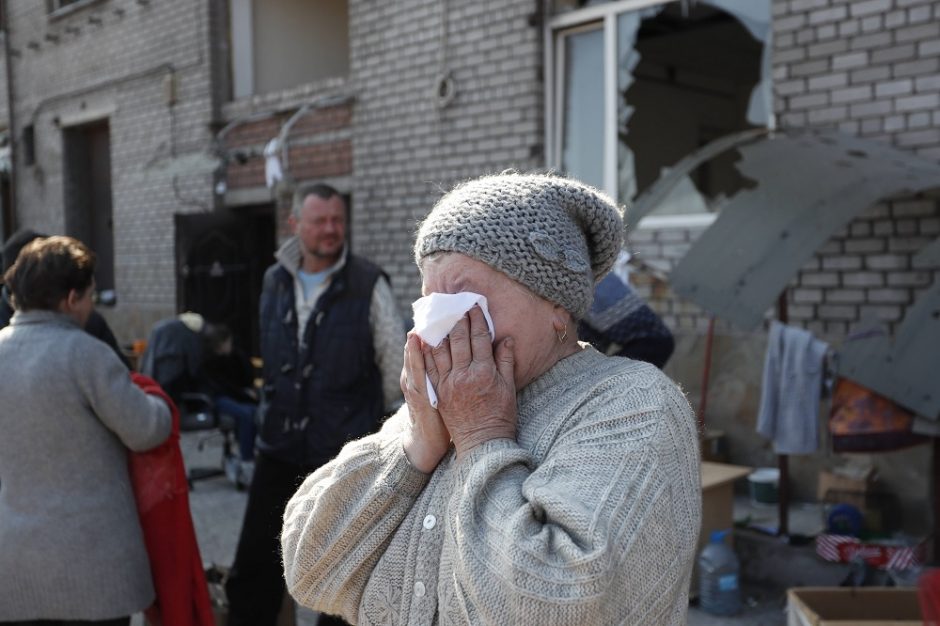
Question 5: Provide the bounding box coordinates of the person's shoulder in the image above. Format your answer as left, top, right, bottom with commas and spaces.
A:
584, 349, 660, 381
68, 323, 120, 358
347, 253, 386, 276
262, 261, 291, 285
25, 319, 117, 374
579, 351, 689, 414
345, 254, 391, 290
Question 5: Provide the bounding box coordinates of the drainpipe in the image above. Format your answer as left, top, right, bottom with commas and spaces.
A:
2, 0, 18, 230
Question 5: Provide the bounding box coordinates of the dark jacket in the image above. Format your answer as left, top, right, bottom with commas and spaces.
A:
201, 347, 255, 404
139, 317, 205, 402
258, 252, 386, 468
578, 273, 675, 369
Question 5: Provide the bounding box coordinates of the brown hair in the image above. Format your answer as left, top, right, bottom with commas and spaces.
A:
3, 236, 96, 312
292, 182, 344, 217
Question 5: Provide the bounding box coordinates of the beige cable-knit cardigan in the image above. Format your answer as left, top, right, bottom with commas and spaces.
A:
282, 346, 701, 625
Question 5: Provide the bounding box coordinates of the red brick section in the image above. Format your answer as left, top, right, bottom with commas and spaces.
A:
289, 104, 353, 136
223, 104, 352, 150
225, 140, 352, 190
288, 140, 353, 179
223, 104, 353, 190
224, 115, 288, 149
226, 158, 266, 189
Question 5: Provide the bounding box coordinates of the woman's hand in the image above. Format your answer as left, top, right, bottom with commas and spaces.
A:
400, 332, 451, 473
429, 306, 517, 460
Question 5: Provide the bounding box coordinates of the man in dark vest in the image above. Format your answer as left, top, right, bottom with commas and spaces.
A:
226, 183, 405, 626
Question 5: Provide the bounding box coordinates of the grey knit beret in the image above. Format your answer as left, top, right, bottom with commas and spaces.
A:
414, 173, 624, 319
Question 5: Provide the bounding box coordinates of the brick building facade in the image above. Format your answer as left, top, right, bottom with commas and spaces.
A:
2, 0, 937, 513
1, 0, 225, 338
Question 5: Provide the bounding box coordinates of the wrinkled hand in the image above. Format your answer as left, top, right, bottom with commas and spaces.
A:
427, 306, 517, 461
400, 332, 451, 473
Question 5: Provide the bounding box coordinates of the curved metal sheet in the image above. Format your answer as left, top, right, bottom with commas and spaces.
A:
669, 129, 940, 330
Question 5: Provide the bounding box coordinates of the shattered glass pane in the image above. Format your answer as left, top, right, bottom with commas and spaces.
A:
616, 9, 653, 205
561, 26, 605, 192
702, 0, 773, 127
616, 1, 765, 212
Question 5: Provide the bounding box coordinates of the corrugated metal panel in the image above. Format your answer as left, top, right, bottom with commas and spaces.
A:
647, 129, 940, 418
669, 129, 940, 330
838, 279, 940, 419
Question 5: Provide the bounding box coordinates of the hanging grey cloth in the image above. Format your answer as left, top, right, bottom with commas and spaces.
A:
756, 321, 829, 454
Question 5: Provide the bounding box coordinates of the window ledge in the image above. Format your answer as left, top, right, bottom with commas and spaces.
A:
634, 213, 717, 230
48, 0, 106, 21
223, 76, 353, 121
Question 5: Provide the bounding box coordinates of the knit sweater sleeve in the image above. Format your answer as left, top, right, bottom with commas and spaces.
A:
281, 406, 429, 620
74, 335, 172, 452
442, 373, 701, 625
369, 276, 406, 414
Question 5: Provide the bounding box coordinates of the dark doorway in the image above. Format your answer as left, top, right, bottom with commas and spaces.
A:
175, 206, 276, 357
0, 174, 13, 242
63, 120, 115, 293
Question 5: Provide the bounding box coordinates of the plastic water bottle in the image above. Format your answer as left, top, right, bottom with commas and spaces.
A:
698, 529, 741, 615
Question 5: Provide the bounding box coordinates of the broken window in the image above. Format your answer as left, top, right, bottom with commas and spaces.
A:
548, 0, 771, 224
228, 0, 349, 99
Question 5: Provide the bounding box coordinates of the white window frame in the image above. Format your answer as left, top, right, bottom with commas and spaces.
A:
546, 0, 750, 230
47, 0, 103, 19
551, 20, 606, 191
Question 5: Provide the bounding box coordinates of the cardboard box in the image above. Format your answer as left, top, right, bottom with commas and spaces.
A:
817, 467, 875, 507
787, 587, 922, 626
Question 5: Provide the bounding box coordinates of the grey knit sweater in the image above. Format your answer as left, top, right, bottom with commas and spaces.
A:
0, 311, 172, 621
282, 346, 701, 625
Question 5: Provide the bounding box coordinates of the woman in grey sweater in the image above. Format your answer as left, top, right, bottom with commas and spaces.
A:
0, 236, 172, 625
282, 174, 701, 625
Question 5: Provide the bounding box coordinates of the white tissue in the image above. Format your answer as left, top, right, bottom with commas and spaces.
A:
411, 292, 495, 408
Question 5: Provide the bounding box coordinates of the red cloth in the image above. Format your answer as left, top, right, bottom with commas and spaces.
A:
129, 372, 215, 626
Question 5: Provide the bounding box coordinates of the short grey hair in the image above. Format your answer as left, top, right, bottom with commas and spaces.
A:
292, 182, 344, 217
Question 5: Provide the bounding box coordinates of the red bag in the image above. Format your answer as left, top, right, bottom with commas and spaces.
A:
129, 372, 215, 626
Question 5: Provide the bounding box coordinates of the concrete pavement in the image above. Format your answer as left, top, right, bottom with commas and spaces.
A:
180, 430, 319, 626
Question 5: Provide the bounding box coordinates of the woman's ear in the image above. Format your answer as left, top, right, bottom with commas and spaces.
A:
551, 305, 571, 333
59, 288, 85, 315
66, 289, 81, 309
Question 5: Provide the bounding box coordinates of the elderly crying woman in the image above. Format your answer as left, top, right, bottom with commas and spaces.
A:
281, 173, 701, 625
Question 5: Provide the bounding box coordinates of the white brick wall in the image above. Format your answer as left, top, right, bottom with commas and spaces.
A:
635, 0, 940, 339
4, 0, 217, 340
348, 0, 543, 307
4, 0, 937, 342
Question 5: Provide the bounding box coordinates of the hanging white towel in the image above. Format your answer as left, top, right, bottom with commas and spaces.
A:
756, 321, 829, 454
264, 138, 283, 188
411, 292, 495, 408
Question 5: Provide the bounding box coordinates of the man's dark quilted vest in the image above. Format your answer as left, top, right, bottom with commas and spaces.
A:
257, 255, 385, 468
